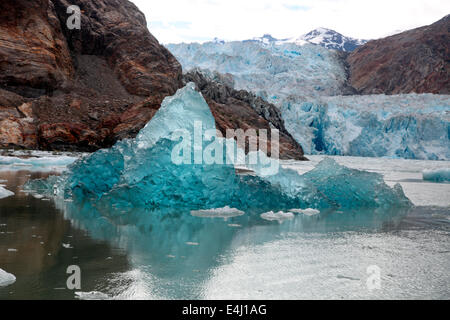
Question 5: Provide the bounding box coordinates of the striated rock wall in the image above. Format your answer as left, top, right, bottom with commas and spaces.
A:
0, 0, 183, 151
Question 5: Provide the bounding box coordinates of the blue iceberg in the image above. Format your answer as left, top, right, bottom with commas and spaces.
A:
26, 84, 411, 217
423, 168, 450, 183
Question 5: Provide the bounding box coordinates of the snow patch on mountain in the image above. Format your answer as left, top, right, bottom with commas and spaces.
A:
246, 28, 367, 52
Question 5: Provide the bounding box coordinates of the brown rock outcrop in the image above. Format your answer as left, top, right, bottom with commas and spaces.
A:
347, 15, 449, 94
0, 0, 182, 151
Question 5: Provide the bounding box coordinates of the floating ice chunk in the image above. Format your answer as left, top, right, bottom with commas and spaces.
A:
0, 155, 78, 171
0, 186, 14, 199
62, 243, 73, 249
0, 268, 16, 287
290, 208, 320, 216
422, 168, 450, 183
191, 206, 245, 218
25, 84, 412, 220
260, 211, 294, 223
75, 291, 109, 300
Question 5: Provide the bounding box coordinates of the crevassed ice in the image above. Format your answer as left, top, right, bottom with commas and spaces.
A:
25, 84, 411, 216
282, 94, 450, 160
166, 41, 347, 99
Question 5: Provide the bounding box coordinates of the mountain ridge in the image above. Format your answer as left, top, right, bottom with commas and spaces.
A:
211, 28, 368, 52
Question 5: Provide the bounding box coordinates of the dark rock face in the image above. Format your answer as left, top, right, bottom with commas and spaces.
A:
184, 70, 307, 160
0, 0, 74, 98
52, 0, 182, 97
347, 15, 450, 94
0, 0, 182, 151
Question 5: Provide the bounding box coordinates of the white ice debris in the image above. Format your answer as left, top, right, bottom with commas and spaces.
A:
190, 206, 245, 218
0, 268, 16, 287
0, 155, 78, 172
75, 291, 110, 300
62, 243, 73, 249
260, 211, 294, 223
0, 186, 14, 199
290, 208, 320, 216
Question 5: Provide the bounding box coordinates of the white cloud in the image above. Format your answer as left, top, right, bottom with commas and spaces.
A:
130, 0, 449, 43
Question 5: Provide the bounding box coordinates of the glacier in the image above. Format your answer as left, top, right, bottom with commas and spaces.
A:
167, 40, 450, 160
282, 94, 450, 160
25, 84, 411, 218
166, 40, 348, 99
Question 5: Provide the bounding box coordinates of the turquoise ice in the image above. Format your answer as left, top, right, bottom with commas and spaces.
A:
26, 84, 411, 215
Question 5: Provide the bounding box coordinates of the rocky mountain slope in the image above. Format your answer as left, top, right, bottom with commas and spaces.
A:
0, 0, 182, 151
0, 0, 305, 159
347, 15, 450, 94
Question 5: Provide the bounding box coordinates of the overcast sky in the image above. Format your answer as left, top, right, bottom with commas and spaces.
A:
130, 0, 449, 44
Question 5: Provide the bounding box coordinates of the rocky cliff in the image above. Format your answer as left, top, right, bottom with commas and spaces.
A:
347, 15, 449, 94
0, 0, 182, 151
0, 0, 305, 159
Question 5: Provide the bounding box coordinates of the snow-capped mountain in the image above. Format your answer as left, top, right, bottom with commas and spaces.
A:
298, 28, 367, 52
248, 28, 367, 52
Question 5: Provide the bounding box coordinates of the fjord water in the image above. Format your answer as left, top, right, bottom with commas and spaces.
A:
0, 155, 449, 299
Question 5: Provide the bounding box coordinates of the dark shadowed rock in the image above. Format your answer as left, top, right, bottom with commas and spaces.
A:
347, 15, 449, 94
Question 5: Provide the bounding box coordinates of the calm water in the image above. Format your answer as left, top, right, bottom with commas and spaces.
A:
0, 155, 449, 299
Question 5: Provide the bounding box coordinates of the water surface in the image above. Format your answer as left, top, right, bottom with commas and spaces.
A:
0, 155, 449, 299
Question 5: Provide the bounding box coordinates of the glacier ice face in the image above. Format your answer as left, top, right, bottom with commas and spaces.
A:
167, 40, 450, 160
282, 94, 450, 160
423, 168, 450, 183
167, 41, 347, 99
25, 84, 411, 217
